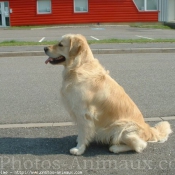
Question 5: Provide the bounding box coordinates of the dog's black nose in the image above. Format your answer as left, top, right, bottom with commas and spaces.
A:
44, 47, 48, 52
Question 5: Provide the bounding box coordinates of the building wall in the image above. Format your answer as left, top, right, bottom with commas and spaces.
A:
5, 0, 158, 26
158, 0, 168, 22
168, 0, 175, 21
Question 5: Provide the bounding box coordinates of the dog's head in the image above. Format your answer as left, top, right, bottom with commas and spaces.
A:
44, 34, 92, 67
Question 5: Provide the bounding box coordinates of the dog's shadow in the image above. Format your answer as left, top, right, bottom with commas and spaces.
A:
0, 136, 134, 156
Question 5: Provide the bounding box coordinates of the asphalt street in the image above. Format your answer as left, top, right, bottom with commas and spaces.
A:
0, 53, 175, 124
0, 26, 175, 175
1, 25, 175, 42
0, 121, 174, 175
0, 52, 175, 175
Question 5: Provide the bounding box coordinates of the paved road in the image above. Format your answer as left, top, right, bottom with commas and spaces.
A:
0, 53, 175, 124
0, 50, 175, 175
0, 121, 174, 175
0, 25, 175, 42
0, 26, 175, 175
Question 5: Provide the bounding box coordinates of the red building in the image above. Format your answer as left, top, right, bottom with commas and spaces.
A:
0, 0, 158, 27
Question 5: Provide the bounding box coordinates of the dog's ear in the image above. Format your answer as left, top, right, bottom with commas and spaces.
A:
69, 36, 82, 57
68, 35, 90, 68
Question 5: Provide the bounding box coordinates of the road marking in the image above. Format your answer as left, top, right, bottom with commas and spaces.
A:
0, 116, 174, 129
136, 35, 154, 40
91, 28, 105, 30
90, 36, 100, 40
39, 37, 45, 42
0, 122, 74, 129
161, 116, 175, 120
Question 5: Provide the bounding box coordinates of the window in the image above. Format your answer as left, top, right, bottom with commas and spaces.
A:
4, 1, 10, 26
74, 0, 88, 13
37, 0, 51, 14
133, 0, 158, 11
147, 0, 157, 10
134, 0, 144, 11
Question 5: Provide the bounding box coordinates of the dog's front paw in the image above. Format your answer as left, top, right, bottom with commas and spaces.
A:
70, 146, 85, 156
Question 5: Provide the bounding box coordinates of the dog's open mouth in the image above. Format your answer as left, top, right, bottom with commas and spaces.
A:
45, 55, 66, 65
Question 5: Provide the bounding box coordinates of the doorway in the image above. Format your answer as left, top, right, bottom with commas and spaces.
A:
0, 1, 10, 27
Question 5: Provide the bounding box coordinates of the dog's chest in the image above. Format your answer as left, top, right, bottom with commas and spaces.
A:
61, 79, 89, 112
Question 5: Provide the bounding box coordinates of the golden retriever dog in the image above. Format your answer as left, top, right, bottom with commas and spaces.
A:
44, 34, 172, 155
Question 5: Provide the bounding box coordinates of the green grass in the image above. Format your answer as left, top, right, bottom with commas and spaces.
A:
130, 24, 172, 30
5, 25, 56, 30
0, 40, 56, 46
88, 38, 175, 44
1, 38, 175, 47
6, 23, 173, 30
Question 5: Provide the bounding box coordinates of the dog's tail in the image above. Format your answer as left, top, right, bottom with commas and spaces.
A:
147, 121, 172, 143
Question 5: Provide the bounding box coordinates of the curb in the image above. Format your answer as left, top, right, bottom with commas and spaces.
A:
1, 48, 175, 57
0, 116, 174, 129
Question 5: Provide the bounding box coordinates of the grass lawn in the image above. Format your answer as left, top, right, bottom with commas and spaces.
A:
1, 38, 175, 47
5, 23, 173, 30
130, 23, 172, 30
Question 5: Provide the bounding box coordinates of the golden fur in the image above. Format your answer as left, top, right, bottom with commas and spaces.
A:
44, 34, 172, 155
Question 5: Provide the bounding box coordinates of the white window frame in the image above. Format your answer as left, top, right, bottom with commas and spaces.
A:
133, 0, 158, 11
37, 0, 52, 14
74, 0, 88, 13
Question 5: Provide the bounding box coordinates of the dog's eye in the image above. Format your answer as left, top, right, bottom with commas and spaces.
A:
58, 43, 63, 47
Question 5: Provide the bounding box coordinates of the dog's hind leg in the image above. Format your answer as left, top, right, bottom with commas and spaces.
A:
110, 132, 147, 154
109, 144, 133, 153
122, 132, 147, 153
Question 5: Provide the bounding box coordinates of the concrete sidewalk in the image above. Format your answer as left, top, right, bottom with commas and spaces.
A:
0, 43, 175, 57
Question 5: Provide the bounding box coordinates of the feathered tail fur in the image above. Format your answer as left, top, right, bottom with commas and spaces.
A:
148, 121, 172, 143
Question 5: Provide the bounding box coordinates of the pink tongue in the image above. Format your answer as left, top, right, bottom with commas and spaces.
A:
45, 57, 53, 64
